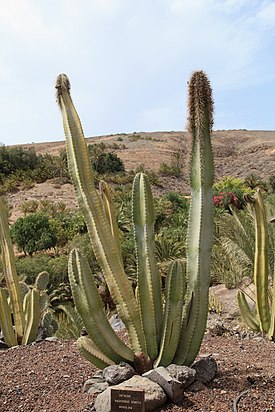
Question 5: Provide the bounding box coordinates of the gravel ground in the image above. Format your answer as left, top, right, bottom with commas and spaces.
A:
0, 334, 274, 412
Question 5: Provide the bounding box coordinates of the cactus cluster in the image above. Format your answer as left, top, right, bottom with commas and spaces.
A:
0, 204, 57, 347
56, 70, 214, 372
237, 190, 275, 340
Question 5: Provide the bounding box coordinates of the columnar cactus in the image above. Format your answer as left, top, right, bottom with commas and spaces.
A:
0, 202, 55, 346
237, 190, 275, 340
56, 70, 214, 371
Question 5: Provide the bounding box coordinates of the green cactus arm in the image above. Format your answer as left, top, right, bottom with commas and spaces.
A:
268, 265, 275, 340
237, 291, 260, 331
0, 288, 17, 347
245, 190, 270, 333
0, 199, 25, 341
99, 180, 123, 265
21, 288, 40, 345
77, 336, 115, 369
68, 248, 134, 363
55, 74, 145, 354
174, 71, 214, 366
154, 260, 186, 367
132, 173, 163, 360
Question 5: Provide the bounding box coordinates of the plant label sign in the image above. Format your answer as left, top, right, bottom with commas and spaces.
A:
110, 387, 145, 411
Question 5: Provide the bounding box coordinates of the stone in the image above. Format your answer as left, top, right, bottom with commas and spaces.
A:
103, 363, 137, 385
192, 356, 218, 384
109, 314, 125, 332
83, 371, 105, 393
166, 364, 196, 389
0, 340, 9, 349
143, 366, 184, 403
44, 336, 59, 342
88, 382, 109, 395
94, 375, 167, 412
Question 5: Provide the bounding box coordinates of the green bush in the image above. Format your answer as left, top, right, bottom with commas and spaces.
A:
11, 212, 57, 256
15, 254, 69, 291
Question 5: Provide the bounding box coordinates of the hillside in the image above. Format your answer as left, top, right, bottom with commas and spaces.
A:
8, 129, 275, 223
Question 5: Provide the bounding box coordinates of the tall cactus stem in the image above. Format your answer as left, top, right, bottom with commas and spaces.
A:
133, 173, 163, 360
56, 74, 146, 354
174, 71, 214, 366
244, 190, 271, 333
0, 199, 25, 341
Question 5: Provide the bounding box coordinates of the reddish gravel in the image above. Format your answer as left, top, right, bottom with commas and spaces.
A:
0, 334, 274, 412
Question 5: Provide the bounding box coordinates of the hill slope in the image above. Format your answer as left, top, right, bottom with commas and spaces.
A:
8, 130, 275, 223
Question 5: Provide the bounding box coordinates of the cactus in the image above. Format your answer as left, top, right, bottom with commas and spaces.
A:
237, 190, 275, 340
56, 70, 214, 370
0, 198, 25, 342
0, 199, 55, 346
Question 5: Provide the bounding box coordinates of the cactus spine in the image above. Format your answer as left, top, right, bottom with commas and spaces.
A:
56, 70, 214, 371
237, 190, 275, 340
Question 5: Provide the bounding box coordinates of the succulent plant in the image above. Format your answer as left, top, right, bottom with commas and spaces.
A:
0, 200, 55, 346
237, 190, 275, 340
56, 70, 214, 371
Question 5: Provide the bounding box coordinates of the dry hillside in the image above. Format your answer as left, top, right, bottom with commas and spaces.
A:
8, 129, 275, 223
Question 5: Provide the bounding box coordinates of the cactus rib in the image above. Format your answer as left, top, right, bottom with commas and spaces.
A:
133, 173, 163, 360
77, 336, 115, 369
154, 260, 186, 367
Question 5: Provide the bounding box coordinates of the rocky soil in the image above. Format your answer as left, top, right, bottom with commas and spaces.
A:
0, 332, 274, 412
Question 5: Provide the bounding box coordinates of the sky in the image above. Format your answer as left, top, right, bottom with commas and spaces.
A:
0, 0, 275, 146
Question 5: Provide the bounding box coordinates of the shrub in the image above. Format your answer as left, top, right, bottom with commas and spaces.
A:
15, 254, 69, 291
94, 152, 125, 174
213, 176, 253, 210
11, 212, 57, 256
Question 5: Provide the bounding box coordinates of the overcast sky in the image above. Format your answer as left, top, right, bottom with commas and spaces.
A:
1, 0, 275, 145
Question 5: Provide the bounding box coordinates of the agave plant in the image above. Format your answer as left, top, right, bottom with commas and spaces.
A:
56, 70, 214, 372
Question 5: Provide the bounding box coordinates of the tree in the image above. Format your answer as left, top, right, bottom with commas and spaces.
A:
11, 212, 57, 256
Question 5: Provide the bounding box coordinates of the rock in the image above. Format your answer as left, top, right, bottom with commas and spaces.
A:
0, 340, 8, 349
44, 336, 59, 342
109, 314, 125, 332
143, 366, 184, 403
166, 364, 196, 389
94, 375, 167, 412
83, 371, 105, 393
103, 363, 137, 385
88, 382, 109, 395
192, 356, 217, 384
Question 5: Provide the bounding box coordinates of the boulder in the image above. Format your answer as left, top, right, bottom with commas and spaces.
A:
103, 362, 136, 385
192, 356, 217, 384
94, 375, 167, 412
166, 364, 196, 389
143, 366, 184, 403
